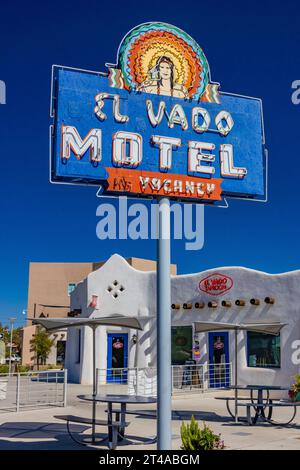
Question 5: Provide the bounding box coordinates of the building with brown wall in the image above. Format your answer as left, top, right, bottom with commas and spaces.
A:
22, 257, 176, 366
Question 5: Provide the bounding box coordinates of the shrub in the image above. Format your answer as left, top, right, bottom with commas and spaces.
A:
16, 365, 31, 373
289, 374, 300, 401
0, 364, 9, 374
180, 416, 224, 450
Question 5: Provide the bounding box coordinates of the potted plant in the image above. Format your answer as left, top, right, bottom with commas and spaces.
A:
288, 374, 300, 402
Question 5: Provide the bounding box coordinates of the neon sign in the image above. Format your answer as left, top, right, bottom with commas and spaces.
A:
51, 22, 266, 204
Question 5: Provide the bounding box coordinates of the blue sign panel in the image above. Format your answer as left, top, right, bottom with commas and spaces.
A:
51, 23, 266, 203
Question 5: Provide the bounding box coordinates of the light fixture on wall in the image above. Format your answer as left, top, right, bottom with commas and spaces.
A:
221, 300, 232, 307
265, 297, 275, 305
250, 298, 260, 305
235, 299, 246, 306
131, 334, 138, 345
195, 302, 205, 309
208, 301, 218, 308
171, 304, 180, 310
183, 303, 192, 309
89, 295, 98, 308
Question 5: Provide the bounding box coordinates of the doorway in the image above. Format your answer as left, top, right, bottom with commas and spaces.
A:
56, 340, 66, 366
106, 333, 128, 383
208, 332, 230, 388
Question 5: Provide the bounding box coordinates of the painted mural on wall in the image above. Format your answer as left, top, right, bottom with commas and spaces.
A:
51, 22, 266, 204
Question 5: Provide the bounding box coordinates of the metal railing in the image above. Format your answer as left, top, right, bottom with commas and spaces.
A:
96, 363, 232, 396
0, 369, 67, 413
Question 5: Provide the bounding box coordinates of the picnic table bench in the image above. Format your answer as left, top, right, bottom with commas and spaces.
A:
54, 414, 129, 449
215, 396, 300, 425
79, 394, 157, 446
106, 408, 156, 418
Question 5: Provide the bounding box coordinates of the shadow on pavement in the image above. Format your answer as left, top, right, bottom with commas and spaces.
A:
0, 421, 99, 450
132, 409, 232, 422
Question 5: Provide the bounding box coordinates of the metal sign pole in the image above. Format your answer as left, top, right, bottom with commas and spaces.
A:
157, 197, 172, 450
92, 325, 96, 443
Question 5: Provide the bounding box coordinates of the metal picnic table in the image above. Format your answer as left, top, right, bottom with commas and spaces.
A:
78, 393, 157, 446
220, 385, 298, 425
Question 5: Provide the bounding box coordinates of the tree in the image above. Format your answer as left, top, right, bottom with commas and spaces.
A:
0, 325, 22, 357
30, 328, 54, 369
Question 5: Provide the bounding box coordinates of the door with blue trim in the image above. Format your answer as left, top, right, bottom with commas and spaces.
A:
208, 332, 230, 388
106, 333, 128, 383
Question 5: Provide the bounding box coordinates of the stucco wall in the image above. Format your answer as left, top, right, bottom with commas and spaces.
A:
66, 254, 300, 389
21, 325, 37, 365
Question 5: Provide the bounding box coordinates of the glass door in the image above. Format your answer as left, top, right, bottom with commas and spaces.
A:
106, 333, 128, 383
208, 332, 230, 388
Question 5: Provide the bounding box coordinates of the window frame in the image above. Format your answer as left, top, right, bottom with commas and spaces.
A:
247, 331, 281, 369
171, 325, 193, 365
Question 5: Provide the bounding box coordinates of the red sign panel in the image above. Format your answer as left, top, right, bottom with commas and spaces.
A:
113, 341, 124, 349
106, 168, 222, 201
199, 273, 233, 296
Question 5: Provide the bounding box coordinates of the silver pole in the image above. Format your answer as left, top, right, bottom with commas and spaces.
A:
157, 197, 171, 450
16, 373, 20, 412
234, 328, 238, 422
63, 368, 68, 407
8, 318, 16, 375
92, 326, 96, 442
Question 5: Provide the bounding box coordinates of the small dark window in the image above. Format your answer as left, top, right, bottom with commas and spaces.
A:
247, 332, 280, 368
68, 283, 77, 296
171, 326, 193, 365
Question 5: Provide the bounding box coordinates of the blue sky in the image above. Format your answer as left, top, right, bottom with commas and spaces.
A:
0, 0, 299, 326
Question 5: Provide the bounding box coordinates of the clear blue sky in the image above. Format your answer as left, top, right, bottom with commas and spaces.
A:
0, 0, 299, 326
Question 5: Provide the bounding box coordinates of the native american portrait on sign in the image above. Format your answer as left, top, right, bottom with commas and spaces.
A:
138, 56, 188, 98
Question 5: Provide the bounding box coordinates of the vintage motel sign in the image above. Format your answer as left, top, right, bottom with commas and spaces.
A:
50, 22, 267, 450
51, 22, 266, 205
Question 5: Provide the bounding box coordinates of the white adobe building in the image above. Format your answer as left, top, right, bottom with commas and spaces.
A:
65, 254, 300, 392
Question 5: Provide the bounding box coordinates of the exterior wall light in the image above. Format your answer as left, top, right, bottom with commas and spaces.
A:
208, 301, 218, 308
221, 300, 232, 307
183, 303, 192, 309
235, 299, 246, 306
171, 304, 180, 309
265, 297, 275, 305
195, 302, 205, 309
250, 298, 260, 305
131, 334, 138, 344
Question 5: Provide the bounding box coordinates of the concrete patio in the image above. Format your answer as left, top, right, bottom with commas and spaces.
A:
0, 384, 299, 450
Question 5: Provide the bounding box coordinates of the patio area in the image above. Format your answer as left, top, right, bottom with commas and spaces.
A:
0, 384, 299, 450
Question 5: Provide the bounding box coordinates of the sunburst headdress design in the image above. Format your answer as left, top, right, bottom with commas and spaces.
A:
107, 22, 220, 103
